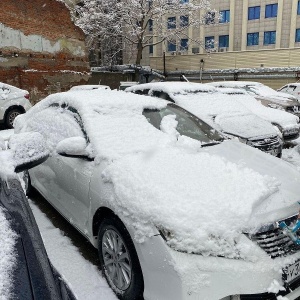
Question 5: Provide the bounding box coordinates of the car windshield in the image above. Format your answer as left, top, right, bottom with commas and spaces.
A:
143, 104, 223, 145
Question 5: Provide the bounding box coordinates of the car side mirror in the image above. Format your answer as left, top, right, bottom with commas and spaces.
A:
56, 137, 93, 160
8, 132, 49, 173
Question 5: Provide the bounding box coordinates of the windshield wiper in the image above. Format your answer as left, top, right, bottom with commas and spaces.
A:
201, 141, 221, 147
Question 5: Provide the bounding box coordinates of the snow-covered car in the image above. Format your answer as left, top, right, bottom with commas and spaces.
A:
0, 132, 76, 300
127, 82, 283, 157
213, 87, 300, 142
207, 81, 300, 117
13, 89, 300, 300
69, 84, 110, 91
0, 82, 32, 128
278, 83, 300, 101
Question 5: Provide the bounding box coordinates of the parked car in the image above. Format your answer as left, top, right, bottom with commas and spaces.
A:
0, 82, 32, 128
126, 82, 283, 157
278, 83, 300, 101
13, 89, 300, 299
213, 87, 300, 142
207, 81, 300, 117
0, 132, 76, 300
69, 84, 110, 91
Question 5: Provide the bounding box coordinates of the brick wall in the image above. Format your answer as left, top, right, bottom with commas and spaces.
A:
0, 0, 90, 103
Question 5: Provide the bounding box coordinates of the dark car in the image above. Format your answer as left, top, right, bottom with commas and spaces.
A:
0, 132, 76, 300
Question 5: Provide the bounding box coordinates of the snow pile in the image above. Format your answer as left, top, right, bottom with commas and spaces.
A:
0, 207, 16, 300
102, 146, 279, 259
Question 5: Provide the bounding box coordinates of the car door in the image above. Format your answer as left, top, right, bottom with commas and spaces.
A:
29, 104, 92, 232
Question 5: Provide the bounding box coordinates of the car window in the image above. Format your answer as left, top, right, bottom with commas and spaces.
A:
24, 105, 85, 151
143, 104, 223, 144
134, 89, 150, 95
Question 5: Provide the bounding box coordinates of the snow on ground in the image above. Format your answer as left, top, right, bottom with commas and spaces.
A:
28, 200, 117, 300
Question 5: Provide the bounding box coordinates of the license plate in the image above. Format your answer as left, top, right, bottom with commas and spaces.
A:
285, 261, 300, 283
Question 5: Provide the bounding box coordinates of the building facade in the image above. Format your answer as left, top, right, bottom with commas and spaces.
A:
147, 0, 300, 88
0, 0, 89, 103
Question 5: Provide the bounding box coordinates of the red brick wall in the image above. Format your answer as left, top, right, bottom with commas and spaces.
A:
0, 0, 90, 103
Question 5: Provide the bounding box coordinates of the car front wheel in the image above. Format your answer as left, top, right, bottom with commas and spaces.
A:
97, 216, 144, 300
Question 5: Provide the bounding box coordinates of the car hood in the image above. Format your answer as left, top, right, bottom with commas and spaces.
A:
103, 140, 300, 259
214, 113, 277, 139
257, 92, 300, 106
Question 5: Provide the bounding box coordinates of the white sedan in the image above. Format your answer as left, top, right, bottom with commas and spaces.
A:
15, 89, 300, 300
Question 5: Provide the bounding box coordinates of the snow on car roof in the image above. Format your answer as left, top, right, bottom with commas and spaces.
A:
15, 89, 285, 258
126, 81, 216, 94
127, 82, 277, 138
207, 81, 264, 88
0, 207, 16, 300
69, 85, 110, 91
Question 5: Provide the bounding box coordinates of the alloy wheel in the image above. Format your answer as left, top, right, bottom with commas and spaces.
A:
101, 229, 132, 291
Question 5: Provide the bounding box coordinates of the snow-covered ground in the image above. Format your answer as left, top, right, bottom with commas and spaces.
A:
29, 199, 117, 300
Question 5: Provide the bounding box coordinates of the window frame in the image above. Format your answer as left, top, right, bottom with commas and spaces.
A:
265, 3, 278, 18
167, 16, 176, 29
263, 31, 276, 45
248, 6, 260, 20
218, 35, 229, 48
247, 32, 259, 46
219, 10, 230, 23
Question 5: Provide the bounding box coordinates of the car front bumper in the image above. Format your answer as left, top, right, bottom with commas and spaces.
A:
135, 235, 300, 300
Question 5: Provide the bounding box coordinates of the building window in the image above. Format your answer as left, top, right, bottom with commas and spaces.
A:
205, 36, 214, 49
296, 29, 300, 42
167, 17, 176, 29
180, 0, 189, 3
248, 6, 260, 20
264, 31, 276, 45
148, 0, 153, 9
180, 39, 188, 51
247, 32, 259, 46
265, 4, 278, 18
205, 11, 215, 25
167, 41, 176, 52
219, 10, 230, 23
180, 15, 189, 27
298, 1, 300, 14
219, 35, 229, 47
149, 45, 153, 54
149, 19, 153, 32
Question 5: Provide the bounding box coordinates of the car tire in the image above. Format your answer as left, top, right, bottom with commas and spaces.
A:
97, 216, 144, 300
5, 108, 22, 129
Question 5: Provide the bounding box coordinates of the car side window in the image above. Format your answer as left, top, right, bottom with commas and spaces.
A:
24, 105, 85, 151
134, 89, 150, 95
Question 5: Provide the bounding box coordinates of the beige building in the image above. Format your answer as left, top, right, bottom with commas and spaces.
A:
146, 0, 300, 88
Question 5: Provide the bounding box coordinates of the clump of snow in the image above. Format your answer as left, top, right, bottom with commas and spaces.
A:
160, 115, 179, 140
0, 207, 17, 300
56, 137, 88, 156
102, 146, 279, 259
267, 279, 285, 294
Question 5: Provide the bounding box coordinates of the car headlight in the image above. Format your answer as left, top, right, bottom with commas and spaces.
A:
158, 227, 263, 261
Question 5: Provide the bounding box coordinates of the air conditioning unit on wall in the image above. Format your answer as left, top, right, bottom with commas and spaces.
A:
218, 47, 228, 52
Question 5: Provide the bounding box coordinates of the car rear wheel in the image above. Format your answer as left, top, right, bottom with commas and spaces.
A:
97, 216, 144, 300
5, 108, 22, 129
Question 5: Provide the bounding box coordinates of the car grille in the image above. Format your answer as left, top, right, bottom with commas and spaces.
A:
286, 105, 300, 115
247, 136, 281, 153
249, 215, 300, 259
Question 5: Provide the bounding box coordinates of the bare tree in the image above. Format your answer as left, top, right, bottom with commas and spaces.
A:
76, 0, 216, 67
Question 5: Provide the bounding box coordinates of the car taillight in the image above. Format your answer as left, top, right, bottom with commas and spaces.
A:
24, 94, 30, 99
